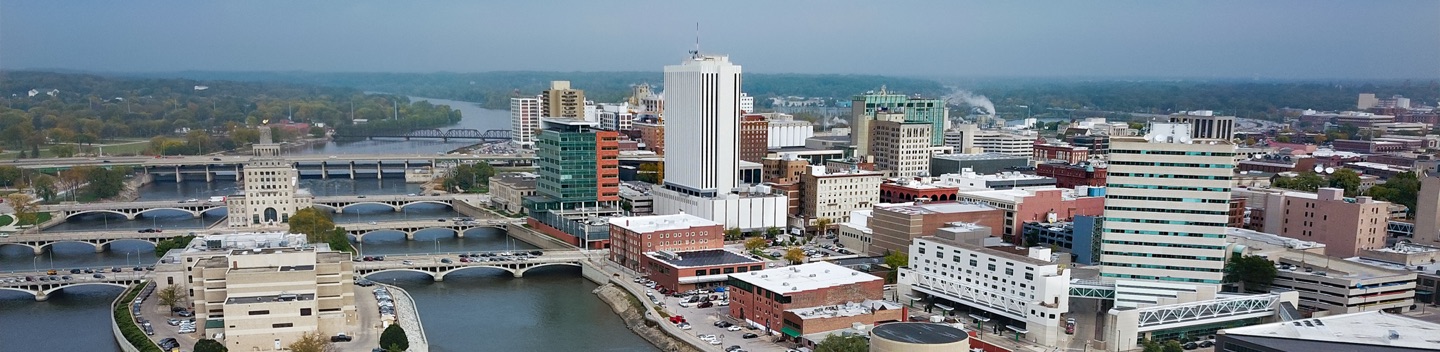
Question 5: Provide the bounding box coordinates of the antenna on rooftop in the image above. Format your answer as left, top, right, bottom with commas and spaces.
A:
690, 22, 701, 59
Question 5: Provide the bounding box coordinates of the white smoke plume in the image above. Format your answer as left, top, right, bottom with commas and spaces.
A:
944, 89, 996, 118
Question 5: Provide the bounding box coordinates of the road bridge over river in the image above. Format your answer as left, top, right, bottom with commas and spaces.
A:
353, 250, 599, 280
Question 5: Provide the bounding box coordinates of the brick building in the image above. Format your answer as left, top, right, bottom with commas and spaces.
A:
1034, 162, 1107, 189
642, 249, 763, 292
726, 261, 896, 340
866, 202, 1006, 256
1031, 140, 1090, 164
608, 213, 725, 272
741, 115, 770, 163
879, 179, 960, 203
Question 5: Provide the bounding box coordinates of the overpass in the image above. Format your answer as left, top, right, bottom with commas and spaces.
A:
343, 219, 518, 241
0, 269, 149, 301
332, 128, 512, 142
353, 250, 596, 280
0, 152, 536, 173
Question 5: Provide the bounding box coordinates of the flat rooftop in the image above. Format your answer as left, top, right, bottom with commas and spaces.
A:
787, 299, 901, 320
609, 213, 721, 233
647, 249, 759, 268
1219, 311, 1440, 350
1226, 228, 1325, 251
958, 187, 1071, 204
731, 261, 881, 294
1270, 250, 1411, 281
933, 153, 1029, 161
225, 293, 315, 305
878, 202, 998, 216
871, 322, 970, 344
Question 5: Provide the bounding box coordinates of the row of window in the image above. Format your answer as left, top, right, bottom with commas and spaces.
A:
1108, 172, 1231, 181
1110, 149, 1235, 157
1107, 183, 1230, 193
1107, 194, 1230, 204
1109, 161, 1234, 169
1103, 217, 1226, 227
1104, 206, 1228, 216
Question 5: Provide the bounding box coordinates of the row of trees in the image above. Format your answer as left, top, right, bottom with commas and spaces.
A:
0, 165, 130, 203
968, 79, 1440, 121
1270, 170, 1421, 216
443, 162, 496, 193
1, 71, 460, 157
151, 71, 948, 110
288, 207, 354, 253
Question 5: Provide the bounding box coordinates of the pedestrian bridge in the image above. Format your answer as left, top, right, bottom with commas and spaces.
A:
0, 269, 148, 301
343, 219, 519, 241
354, 250, 594, 280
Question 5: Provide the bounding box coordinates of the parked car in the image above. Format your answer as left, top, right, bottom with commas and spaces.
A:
331, 333, 353, 342
742, 333, 759, 339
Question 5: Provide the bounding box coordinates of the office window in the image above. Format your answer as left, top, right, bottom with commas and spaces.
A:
272, 323, 293, 328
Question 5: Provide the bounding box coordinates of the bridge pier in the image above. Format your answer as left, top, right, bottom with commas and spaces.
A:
405, 232, 415, 240
433, 273, 444, 282
376, 163, 382, 179
513, 271, 524, 278
349, 161, 356, 180
34, 291, 48, 302
33, 245, 45, 255
174, 166, 183, 183
321, 163, 328, 179
94, 242, 109, 253
205, 165, 213, 182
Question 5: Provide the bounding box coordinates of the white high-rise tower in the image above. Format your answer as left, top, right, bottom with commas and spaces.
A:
1099, 122, 1234, 304
662, 55, 742, 198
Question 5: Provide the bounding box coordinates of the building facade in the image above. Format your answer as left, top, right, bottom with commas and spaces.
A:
740, 114, 770, 163
870, 117, 934, 177
726, 262, 888, 338
607, 213, 725, 272
510, 97, 542, 147
850, 88, 947, 153
1031, 141, 1090, 164
1100, 123, 1235, 285
799, 166, 883, 227
867, 202, 1006, 256
901, 227, 1070, 346
526, 118, 622, 248
541, 81, 585, 119
879, 179, 960, 204
227, 129, 312, 228
488, 172, 537, 215
662, 55, 742, 198
1035, 162, 1107, 189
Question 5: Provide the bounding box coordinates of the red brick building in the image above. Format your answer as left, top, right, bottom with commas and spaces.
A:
879, 180, 960, 203
641, 249, 763, 291
741, 115, 770, 163
1031, 141, 1091, 164
608, 213, 724, 272
1034, 162, 1107, 189
726, 261, 896, 339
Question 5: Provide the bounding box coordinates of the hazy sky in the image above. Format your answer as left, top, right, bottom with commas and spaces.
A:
3, 1, 1437, 79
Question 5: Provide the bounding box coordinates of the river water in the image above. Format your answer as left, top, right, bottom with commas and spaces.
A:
0, 97, 658, 352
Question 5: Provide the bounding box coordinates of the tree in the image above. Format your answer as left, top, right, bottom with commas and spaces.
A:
1272, 172, 1325, 192
745, 237, 768, 252
1276, 135, 1291, 143
637, 162, 664, 184
194, 338, 228, 352
724, 227, 742, 241
1368, 172, 1421, 216
31, 175, 56, 201
884, 250, 909, 283
309, 126, 326, 138
765, 226, 783, 239
51, 144, 76, 158
1140, 339, 1163, 352
289, 207, 337, 243
1162, 340, 1184, 352
814, 334, 868, 352
784, 247, 806, 264
158, 284, 185, 315
287, 331, 338, 352
813, 217, 833, 239
443, 163, 497, 193
87, 166, 129, 199
0, 165, 20, 188
380, 323, 409, 352
1224, 255, 1278, 293
1326, 168, 1362, 196
5, 193, 37, 225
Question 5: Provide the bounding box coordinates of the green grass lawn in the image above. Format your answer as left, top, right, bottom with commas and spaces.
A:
13, 212, 52, 226
0, 214, 13, 227
0, 140, 152, 158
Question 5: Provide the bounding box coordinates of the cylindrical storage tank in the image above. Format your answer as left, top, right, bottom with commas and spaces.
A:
869, 322, 971, 352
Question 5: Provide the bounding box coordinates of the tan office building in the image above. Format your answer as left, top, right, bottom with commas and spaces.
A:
171, 238, 356, 351
870, 114, 933, 177
866, 202, 1005, 256
542, 80, 585, 119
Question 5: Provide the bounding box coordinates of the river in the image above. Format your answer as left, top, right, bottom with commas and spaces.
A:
0, 97, 658, 352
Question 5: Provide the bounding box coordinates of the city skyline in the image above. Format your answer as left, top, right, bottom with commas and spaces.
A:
0, 1, 1437, 80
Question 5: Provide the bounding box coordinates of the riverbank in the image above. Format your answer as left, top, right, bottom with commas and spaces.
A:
593, 283, 707, 352
379, 283, 429, 352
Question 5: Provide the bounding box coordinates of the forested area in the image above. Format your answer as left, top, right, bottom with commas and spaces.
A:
966, 79, 1440, 121
0, 71, 459, 157
138, 71, 948, 109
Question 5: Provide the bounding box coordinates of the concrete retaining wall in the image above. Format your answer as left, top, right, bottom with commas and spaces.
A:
379, 283, 430, 352
504, 223, 576, 250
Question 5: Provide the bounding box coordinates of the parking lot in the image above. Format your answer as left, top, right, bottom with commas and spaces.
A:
635, 277, 804, 352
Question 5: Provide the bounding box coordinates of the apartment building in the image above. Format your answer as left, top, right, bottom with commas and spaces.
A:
956, 188, 1105, 241
541, 81, 585, 119
900, 224, 1070, 346
866, 201, 1005, 256
510, 97, 542, 147
870, 116, 934, 177
1232, 187, 1390, 257
799, 166, 883, 227
607, 213, 724, 272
